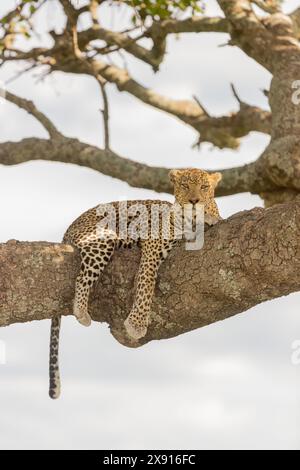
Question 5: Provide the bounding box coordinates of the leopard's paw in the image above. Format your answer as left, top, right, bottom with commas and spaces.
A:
204, 213, 221, 226
74, 304, 92, 327
124, 316, 147, 340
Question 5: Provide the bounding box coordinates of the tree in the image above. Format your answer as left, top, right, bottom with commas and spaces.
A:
0, 0, 300, 348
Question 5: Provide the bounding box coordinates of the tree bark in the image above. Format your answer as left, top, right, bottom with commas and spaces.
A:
1, 198, 299, 348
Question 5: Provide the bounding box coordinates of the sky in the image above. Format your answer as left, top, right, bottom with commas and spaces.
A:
0, 0, 300, 450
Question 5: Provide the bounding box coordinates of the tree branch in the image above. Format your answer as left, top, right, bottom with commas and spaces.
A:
97, 76, 110, 150
58, 0, 87, 30
0, 3, 273, 149
79, 26, 164, 71
0, 137, 172, 193
1, 198, 300, 348
0, 89, 293, 196
80, 15, 230, 70
1, 90, 62, 140
56, 0, 166, 70
217, 0, 300, 71
0, 137, 275, 197
88, 60, 271, 149
146, 16, 229, 37
1, 53, 271, 148
216, 0, 273, 70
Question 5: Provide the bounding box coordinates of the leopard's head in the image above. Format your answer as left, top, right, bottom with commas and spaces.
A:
169, 168, 221, 207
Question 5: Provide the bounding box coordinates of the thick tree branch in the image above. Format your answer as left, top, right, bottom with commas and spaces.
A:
217, 0, 300, 72
2, 89, 299, 197
0, 137, 276, 197
1, 198, 300, 348
0, 137, 170, 193
0, 85, 276, 195
216, 0, 273, 70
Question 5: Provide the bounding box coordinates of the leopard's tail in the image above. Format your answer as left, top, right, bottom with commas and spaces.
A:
49, 316, 61, 399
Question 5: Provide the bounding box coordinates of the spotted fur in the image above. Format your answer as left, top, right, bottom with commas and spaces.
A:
49, 316, 61, 399
49, 168, 221, 399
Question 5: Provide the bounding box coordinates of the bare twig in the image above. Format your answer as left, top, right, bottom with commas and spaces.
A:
192, 95, 210, 117
2, 90, 62, 140
4, 63, 37, 85
230, 83, 244, 105
97, 76, 110, 150
72, 24, 84, 60
89, 0, 99, 24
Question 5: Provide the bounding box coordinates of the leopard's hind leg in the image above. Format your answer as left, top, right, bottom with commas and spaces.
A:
73, 235, 116, 326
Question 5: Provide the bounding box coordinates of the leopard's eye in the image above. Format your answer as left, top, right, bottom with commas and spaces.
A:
201, 185, 209, 190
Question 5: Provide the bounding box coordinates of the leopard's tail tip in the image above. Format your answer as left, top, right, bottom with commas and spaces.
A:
49, 384, 61, 400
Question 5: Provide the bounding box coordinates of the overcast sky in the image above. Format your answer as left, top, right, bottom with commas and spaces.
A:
0, 0, 300, 450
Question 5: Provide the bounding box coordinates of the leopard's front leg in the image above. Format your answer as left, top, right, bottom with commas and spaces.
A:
204, 199, 222, 226
124, 239, 175, 340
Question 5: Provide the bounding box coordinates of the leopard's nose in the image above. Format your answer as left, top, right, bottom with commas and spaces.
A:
189, 198, 199, 205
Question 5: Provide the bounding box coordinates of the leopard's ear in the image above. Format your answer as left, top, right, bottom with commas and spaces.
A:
209, 172, 222, 189
169, 169, 180, 184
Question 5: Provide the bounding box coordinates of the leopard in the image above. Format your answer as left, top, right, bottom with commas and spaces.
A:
49, 168, 222, 399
